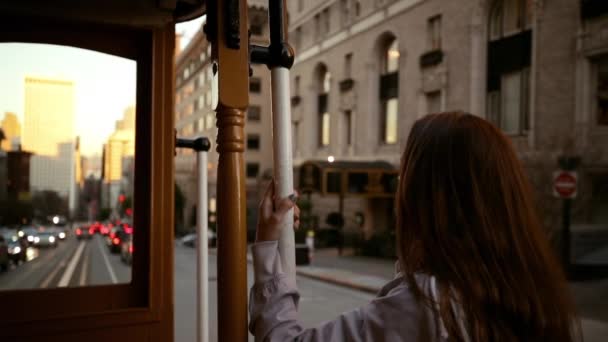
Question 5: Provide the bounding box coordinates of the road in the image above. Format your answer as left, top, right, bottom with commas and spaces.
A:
175, 242, 373, 342
0, 233, 372, 341
0, 234, 131, 290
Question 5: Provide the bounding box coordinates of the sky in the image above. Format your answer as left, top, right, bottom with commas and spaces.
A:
0, 16, 204, 157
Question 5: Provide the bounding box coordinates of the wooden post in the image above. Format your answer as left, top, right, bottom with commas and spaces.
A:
213, 0, 249, 341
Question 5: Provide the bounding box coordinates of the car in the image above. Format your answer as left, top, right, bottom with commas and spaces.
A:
181, 230, 217, 248
33, 232, 58, 248
89, 222, 103, 234
1, 230, 26, 265
75, 226, 93, 240
18, 226, 39, 246
107, 225, 129, 253
120, 234, 133, 265
0, 235, 9, 271
48, 227, 67, 241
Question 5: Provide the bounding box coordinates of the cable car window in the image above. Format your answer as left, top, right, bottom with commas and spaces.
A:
0, 43, 136, 290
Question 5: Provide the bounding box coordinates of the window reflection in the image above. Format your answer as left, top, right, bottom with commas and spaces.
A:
0, 43, 136, 290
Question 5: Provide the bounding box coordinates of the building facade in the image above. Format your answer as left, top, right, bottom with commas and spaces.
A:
287, 0, 608, 252
174, 2, 273, 232
23, 77, 76, 207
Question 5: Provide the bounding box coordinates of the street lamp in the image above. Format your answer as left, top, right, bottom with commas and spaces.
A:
327, 155, 335, 163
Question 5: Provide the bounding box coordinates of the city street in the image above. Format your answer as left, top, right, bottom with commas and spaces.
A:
174, 242, 373, 342
0, 234, 131, 290
0, 233, 372, 341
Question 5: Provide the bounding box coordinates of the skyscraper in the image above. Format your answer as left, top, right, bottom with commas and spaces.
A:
22, 76, 76, 205
1, 112, 21, 151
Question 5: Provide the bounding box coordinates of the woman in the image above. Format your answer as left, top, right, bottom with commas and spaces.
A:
249, 112, 581, 341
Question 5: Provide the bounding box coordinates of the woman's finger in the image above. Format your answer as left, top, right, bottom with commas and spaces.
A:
274, 198, 294, 217
259, 179, 275, 217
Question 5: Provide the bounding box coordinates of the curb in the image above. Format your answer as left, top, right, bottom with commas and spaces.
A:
295, 268, 381, 294
207, 247, 382, 294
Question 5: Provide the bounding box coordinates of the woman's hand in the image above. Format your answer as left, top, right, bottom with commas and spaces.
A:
256, 180, 300, 242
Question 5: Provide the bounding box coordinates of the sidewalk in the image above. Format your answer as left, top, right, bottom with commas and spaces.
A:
299, 248, 608, 342
212, 245, 608, 341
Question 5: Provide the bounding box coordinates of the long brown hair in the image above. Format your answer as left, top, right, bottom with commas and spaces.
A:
397, 112, 581, 341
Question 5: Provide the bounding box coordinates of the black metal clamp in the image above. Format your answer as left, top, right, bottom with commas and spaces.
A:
176, 137, 211, 152
250, 0, 295, 69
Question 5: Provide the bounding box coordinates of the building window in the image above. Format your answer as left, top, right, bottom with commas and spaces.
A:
206, 114, 214, 130
489, 0, 531, 41
344, 53, 352, 79
426, 91, 441, 114
294, 76, 301, 96
246, 163, 260, 178
428, 15, 442, 51
314, 14, 321, 40
247, 134, 260, 150
248, 105, 261, 121
597, 57, 608, 126
486, 0, 531, 134
298, 0, 304, 12
317, 66, 331, 147
295, 27, 302, 51
344, 110, 352, 146
323, 8, 330, 35
355, 1, 361, 17
341, 0, 350, 26
321, 112, 331, 146
250, 77, 261, 93
379, 38, 399, 144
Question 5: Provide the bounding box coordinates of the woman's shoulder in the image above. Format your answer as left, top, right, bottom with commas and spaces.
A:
360, 274, 435, 340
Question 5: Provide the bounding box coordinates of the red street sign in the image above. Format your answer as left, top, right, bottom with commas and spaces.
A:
553, 171, 577, 199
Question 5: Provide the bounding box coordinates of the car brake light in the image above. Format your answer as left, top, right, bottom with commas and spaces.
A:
89, 228, 94, 234
76, 228, 82, 235
129, 244, 133, 253
112, 237, 120, 245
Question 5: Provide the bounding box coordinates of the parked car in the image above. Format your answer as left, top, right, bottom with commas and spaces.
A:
120, 234, 133, 265
75, 226, 93, 240
0, 235, 9, 271
181, 230, 217, 248
34, 232, 58, 248
1, 231, 26, 265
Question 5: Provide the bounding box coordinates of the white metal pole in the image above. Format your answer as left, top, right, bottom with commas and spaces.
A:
196, 150, 209, 342
271, 67, 296, 282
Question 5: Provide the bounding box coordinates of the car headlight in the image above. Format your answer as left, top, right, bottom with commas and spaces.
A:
49, 236, 56, 243
59, 232, 66, 239
18, 231, 24, 237
34, 237, 40, 243
27, 235, 34, 242
9, 246, 21, 255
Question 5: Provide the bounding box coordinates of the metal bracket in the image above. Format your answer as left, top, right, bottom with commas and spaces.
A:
249, 0, 294, 69
176, 137, 211, 152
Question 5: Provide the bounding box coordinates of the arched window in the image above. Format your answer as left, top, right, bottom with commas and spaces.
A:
317, 65, 331, 147
488, 0, 532, 40
379, 37, 399, 144
486, 0, 531, 135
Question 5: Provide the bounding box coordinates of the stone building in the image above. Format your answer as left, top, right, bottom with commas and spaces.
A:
174, 1, 273, 233
287, 0, 608, 259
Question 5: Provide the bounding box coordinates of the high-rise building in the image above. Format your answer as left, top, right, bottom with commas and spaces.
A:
22, 77, 76, 204
101, 107, 135, 210
1, 112, 20, 151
